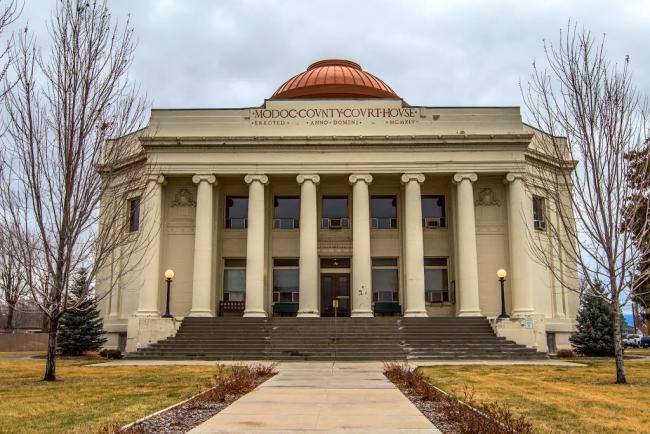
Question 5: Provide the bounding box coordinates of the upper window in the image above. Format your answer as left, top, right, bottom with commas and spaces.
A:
533, 196, 546, 231
322, 196, 349, 229
128, 196, 141, 232
274, 197, 300, 229
422, 195, 446, 228
371, 196, 397, 229
372, 258, 399, 303
223, 258, 246, 302
273, 258, 299, 303
424, 257, 449, 303
225, 196, 248, 229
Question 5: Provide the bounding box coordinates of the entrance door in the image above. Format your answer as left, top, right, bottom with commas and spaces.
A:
320, 273, 351, 317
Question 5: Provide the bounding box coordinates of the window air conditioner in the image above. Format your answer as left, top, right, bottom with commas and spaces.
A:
424, 217, 441, 228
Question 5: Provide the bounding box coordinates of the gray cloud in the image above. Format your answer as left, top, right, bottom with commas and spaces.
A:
14, 0, 650, 110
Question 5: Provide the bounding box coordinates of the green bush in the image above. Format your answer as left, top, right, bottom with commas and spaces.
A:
555, 348, 576, 358
98, 349, 122, 359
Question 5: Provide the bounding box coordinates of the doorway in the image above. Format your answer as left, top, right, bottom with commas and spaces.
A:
320, 273, 351, 317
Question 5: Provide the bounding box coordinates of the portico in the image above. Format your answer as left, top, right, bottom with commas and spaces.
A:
132, 169, 536, 320
101, 59, 578, 354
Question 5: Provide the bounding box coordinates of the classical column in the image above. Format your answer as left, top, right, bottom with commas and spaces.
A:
244, 174, 269, 317
505, 173, 535, 316
349, 174, 373, 317
401, 173, 428, 317
136, 174, 165, 316
189, 174, 217, 317
108, 248, 121, 319
297, 174, 320, 317
453, 173, 481, 317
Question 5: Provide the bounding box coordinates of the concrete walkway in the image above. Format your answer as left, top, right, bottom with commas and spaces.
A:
188, 361, 441, 434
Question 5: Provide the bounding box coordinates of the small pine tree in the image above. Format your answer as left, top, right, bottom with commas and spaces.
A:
570, 286, 626, 357
57, 269, 107, 356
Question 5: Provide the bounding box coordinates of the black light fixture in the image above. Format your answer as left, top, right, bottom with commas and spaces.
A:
497, 269, 509, 319
162, 269, 175, 318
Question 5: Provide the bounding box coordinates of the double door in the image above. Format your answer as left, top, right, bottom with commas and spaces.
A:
320, 273, 350, 317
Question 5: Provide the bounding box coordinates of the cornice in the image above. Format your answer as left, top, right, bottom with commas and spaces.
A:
139, 133, 535, 149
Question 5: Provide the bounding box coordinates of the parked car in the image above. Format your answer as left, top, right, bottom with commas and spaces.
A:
641, 336, 650, 349
623, 334, 641, 348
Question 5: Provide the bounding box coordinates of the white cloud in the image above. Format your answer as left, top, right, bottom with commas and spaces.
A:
12, 0, 650, 108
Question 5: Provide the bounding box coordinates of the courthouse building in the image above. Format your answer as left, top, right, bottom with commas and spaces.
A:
100, 59, 578, 355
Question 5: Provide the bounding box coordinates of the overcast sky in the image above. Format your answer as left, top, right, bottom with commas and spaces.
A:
18, 0, 650, 111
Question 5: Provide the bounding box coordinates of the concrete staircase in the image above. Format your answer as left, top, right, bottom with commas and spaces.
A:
127, 316, 546, 360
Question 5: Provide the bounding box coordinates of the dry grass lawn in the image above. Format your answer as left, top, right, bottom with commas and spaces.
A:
419, 360, 650, 434
0, 355, 216, 434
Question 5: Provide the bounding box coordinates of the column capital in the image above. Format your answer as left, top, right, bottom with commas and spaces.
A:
349, 173, 373, 185
244, 174, 269, 185
147, 174, 166, 185
453, 173, 478, 184
401, 173, 425, 185
504, 172, 526, 183
192, 174, 217, 185
296, 174, 320, 185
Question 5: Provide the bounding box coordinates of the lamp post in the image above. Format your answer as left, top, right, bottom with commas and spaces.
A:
497, 269, 509, 319
162, 269, 175, 318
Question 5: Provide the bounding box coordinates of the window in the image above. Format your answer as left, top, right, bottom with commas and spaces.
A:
274, 196, 300, 229
533, 196, 546, 231
128, 197, 141, 232
424, 258, 449, 303
372, 258, 399, 302
223, 258, 246, 301
422, 195, 446, 228
273, 258, 299, 303
371, 196, 397, 229
225, 196, 248, 229
322, 196, 349, 229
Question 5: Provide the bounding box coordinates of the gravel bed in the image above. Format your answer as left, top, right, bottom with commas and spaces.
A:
122, 375, 273, 434
398, 387, 459, 434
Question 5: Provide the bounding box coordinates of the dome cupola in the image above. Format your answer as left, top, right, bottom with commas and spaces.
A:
271, 59, 399, 100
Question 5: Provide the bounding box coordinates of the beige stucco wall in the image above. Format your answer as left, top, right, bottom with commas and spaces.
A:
99, 98, 578, 351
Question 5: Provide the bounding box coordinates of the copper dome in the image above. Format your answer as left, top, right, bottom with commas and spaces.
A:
271, 59, 399, 100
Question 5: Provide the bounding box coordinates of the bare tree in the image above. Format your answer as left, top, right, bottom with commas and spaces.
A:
0, 236, 27, 329
0, 0, 154, 381
0, 0, 20, 99
522, 24, 649, 384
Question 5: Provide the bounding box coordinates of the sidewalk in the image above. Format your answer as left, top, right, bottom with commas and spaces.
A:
188, 361, 441, 433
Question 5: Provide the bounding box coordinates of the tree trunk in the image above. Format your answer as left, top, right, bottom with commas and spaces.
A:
43, 319, 58, 382
611, 304, 626, 384
4, 304, 15, 330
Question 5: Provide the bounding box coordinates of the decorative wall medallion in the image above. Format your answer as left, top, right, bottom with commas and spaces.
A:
171, 188, 196, 208
474, 188, 501, 207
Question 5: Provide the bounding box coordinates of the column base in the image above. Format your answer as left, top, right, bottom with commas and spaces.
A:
351, 310, 373, 318
188, 309, 214, 318
458, 310, 482, 317
404, 310, 428, 317
297, 311, 320, 318
511, 309, 536, 317
243, 310, 267, 318
134, 309, 160, 317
